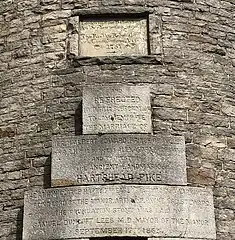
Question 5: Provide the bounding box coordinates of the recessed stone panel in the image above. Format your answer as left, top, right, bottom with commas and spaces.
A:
51, 134, 187, 186
80, 17, 148, 56
23, 185, 216, 240
82, 85, 152, 134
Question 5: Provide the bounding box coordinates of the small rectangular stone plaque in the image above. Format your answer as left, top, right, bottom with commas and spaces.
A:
51, 134, 187, 186
83, 85, 152, 134
80, 17, 148, 56
23, 185, 216, 240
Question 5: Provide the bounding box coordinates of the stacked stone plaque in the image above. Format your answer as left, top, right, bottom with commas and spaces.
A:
51, 134, 187, 186
23, 185, 216, 240
83, 85, 152, 134
22, 17, 216, 240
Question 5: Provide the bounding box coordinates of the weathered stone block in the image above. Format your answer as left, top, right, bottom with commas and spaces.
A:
82, 85, 152, 134
149, 238, 204, 240
23, 185, 216, 239
51, 134, 187, 186
80, 17, 148, 56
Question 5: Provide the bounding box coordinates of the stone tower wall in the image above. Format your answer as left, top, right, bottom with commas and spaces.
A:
0, 0, 235, 239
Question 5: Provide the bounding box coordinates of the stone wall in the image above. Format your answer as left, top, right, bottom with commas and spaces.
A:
0, 0, 235, 239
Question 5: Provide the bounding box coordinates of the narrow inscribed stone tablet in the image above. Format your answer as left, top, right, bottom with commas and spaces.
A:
83, 85, 152, 134
23, 185, 216, 240
51, 134, 187, 187
80, 17, 148, 56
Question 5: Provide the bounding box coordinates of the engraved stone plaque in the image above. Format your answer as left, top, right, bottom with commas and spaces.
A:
51, 134, 187, 187
80, 17, 148, 56
23, 185, 216, 240
83, 85, 152, 134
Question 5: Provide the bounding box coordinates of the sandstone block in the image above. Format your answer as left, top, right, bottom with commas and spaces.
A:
80, 17, 148, 56
23, 185, 216, 240
51, 134, 187, 186
83, 85, 152, 134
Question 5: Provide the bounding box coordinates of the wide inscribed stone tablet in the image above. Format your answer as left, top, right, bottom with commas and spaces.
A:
51, 134, 187, 186
23, 185, 216, 239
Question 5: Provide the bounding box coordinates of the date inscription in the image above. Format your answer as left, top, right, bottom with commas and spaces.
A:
80, 18, 148, 56
23, 185, 216, 240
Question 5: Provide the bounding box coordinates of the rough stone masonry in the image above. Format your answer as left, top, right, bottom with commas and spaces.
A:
0, 0, 235, 240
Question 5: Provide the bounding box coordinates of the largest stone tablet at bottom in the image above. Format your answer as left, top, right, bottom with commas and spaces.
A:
23, 185, 216, 240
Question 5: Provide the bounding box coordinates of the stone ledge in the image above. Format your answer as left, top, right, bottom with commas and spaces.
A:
68, 54, 166, 67
72, 7, 154, 16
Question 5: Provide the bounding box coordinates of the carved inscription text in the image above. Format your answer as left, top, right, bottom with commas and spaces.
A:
23, 185, 216, 240
80, 18, 148, 56
82, 85, 152, 134
52, 134, 187, 186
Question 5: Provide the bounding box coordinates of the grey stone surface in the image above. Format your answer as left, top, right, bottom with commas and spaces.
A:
149, 239, 207, 240
80, 17, 148, 56
51, 134, 187, 186
72, 7, 153, 16
1, 1, 235, 239
23, 185, 216, 240
83, 85, 152, 134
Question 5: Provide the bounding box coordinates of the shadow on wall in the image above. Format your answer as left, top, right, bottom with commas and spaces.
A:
16, 207, 23, 240
75, 100, 82, 135
16, 101, 82, 239
44, 155, 52, 189
16, 156, 51, 239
